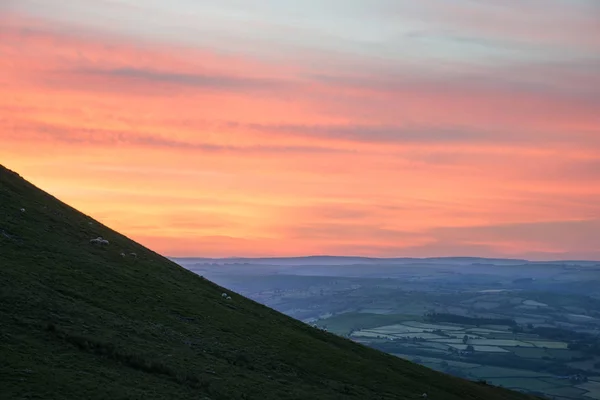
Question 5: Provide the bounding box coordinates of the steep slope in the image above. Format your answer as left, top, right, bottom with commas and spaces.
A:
0, 165, 540, 400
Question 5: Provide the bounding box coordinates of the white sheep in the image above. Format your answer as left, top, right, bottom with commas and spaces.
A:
120, 252, 126, 257
226, 296, 232, 300
20, 208, 25, 213
129, 252, 137, 258
221, 293, 228, 298
90, 237, 109, 246
422, 393, 428, 399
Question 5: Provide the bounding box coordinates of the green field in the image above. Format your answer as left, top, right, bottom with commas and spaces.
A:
470, 339, 534, 347
525, 341, 569, 349
468, 328, 509, 334
404, 321, 465, 331
568, 358, 600, 372
545, 348, 581, 360
542, 386, 588, 398
388, 332, 445, 339
351, 331, 398, 339
481, 325, 512, 331
431, 338, 467, 344
448, 344, 510, 353
470, 366, 553, 378
523, 300, 548, 307
393, 354, 480, 369
319, 313, 415, 335
368, 324, 430, 334
486, 377, 561, 391
509, 347, 549, 359
576, 381, 600, 399
422, 342, 454, 351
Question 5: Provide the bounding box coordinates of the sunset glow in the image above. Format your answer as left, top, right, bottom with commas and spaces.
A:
1, 1, 599, 259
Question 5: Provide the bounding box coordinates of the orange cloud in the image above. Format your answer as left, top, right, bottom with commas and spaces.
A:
1, 12, 599, 260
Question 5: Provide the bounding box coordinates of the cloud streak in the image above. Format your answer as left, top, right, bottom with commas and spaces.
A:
69, 67, 291, 93
1, 6, 599, 260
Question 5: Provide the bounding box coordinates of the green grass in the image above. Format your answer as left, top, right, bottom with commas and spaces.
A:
319, 313, 416, 335
0, 165, 542, 400
509, 347, 549, 359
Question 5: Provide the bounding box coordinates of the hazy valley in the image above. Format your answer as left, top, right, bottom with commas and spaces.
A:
175, 257, 600, 400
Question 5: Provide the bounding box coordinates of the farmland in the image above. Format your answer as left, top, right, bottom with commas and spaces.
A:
176, 257, 600, 399
344, 317, 588, 397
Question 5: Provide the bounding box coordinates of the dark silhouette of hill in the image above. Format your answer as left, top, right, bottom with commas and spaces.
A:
0, 165, 542, 400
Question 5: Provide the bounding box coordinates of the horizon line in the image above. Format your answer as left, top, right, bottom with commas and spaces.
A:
167, 255, 600, 263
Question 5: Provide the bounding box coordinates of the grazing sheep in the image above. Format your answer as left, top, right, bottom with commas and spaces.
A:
221, 293, 228, 298
20, 208, 25, 213
422, 393, 428, 399
120, 252, 126, 257
89, 237, 109, 246
129, 252, 137, 258
226, 296, 232, 300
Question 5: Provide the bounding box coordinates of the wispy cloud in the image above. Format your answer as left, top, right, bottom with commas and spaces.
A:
68, 67, 291, 93
0, 119, 345, 155
1, 4, 599, 259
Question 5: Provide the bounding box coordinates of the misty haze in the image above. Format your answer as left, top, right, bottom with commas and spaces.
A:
174, 256, 600, 398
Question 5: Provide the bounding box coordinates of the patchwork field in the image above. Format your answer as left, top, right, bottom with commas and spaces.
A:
525, 341, 570, 349
341, 314, 596, 399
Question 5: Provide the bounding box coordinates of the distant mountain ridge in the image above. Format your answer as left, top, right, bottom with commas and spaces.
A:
172, 255, 599, 266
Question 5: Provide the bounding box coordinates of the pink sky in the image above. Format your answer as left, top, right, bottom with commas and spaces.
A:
1, 1, 599, 259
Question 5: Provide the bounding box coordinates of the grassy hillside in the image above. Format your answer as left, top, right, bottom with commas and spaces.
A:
0, 165, 541, 400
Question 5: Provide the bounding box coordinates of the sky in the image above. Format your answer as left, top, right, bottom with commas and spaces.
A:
1, 0, 599, 260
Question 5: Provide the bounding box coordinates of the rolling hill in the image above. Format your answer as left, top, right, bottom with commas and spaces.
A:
0, 164, 541, 400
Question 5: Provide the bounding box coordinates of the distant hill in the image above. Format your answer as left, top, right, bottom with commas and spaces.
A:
0, 165, 541, 400
173, 255, 530, 266
173, 255, 598, 267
